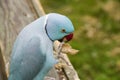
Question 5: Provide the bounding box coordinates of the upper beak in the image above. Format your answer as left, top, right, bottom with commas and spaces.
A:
58, 33, 73, 42
64, 33, 73, 42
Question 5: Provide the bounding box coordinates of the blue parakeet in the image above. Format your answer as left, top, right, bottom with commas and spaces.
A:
8, 13, 74, 80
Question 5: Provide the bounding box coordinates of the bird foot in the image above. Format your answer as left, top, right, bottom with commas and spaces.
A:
55, 62, 66, 70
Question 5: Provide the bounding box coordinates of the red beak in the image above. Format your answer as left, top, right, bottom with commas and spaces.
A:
64, 33, 73, 42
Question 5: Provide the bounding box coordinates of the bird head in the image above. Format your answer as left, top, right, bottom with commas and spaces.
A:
45, 13, 74, 42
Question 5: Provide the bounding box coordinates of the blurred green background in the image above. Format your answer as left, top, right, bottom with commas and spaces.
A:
40, 0, 120, 80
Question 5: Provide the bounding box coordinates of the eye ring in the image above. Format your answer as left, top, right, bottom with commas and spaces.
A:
61, 29, 66, 33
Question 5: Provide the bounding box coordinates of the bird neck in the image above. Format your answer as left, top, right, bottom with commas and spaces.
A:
44, 14, 54, 42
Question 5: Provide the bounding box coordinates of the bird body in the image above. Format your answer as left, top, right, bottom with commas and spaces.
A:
8, 13, 74, 80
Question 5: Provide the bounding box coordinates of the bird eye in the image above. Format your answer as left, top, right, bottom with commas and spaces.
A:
61, 29, 66, 33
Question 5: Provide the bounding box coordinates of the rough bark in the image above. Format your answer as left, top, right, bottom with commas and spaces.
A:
0, 44, 7, 80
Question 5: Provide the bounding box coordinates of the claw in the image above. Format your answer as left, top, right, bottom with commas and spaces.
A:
55, 62, 66, 70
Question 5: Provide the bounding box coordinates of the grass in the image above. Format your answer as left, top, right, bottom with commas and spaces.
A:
40, 0, 120, 80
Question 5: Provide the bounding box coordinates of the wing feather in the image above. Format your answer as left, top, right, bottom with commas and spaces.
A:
9, 37, 46, 80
